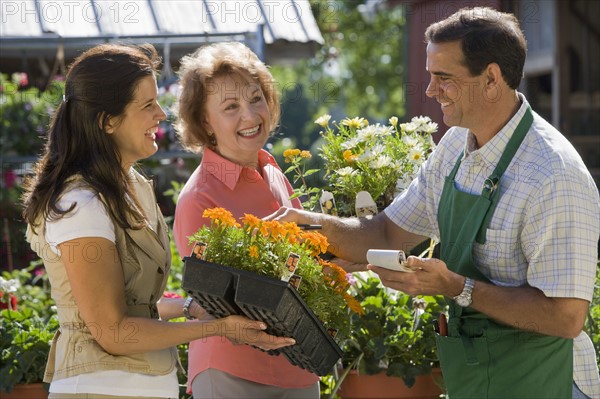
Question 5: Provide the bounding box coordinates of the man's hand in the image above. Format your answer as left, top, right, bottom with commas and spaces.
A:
265, 206, 323, 226
368, 256, 463, 297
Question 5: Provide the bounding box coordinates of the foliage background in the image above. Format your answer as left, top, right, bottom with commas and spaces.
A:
268, 0, 407, 191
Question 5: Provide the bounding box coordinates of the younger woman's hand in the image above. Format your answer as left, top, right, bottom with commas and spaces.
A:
219, 315, 296, 350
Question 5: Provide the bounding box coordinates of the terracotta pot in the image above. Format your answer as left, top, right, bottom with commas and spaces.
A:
1, 383, 49, 399
339, 369, 443, 399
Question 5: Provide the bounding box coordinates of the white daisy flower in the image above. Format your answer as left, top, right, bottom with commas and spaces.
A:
370, 155, 393, 169
402, 134, 419, 147
422, 121, 438, 134
336, 166, 358, 177
315, 114, 332, 127
408, 147, 426, 165
411, 115, 431, 126
341, 137, 363, 150
357, 124, 392, 141
400, 122, 418, 134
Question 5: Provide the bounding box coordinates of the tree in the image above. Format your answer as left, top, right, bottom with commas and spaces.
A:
271, 0, 407, 149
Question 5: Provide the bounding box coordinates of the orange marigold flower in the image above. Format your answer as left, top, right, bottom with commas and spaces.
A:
248, 245, 259, 259
320, 260, 350, 292
259, 222, 270, 237
303, 232, 329, 256
242, 214, 262, 229
344, 293, 365, 315
343, 149, 357, 163
267, 220, 287, 241
283, 222, 302, 241
203, 207, 239, 227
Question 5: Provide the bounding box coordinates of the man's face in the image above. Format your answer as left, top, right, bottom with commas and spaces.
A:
425, 41, 488, 133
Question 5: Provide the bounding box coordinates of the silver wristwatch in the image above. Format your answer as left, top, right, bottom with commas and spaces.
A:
183, 297, 195, 320
453, 277, 475, 307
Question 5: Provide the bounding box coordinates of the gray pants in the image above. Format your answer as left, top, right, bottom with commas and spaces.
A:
191, 369, 320, 399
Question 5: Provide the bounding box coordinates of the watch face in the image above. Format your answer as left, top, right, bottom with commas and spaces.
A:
456, 295, 471, 307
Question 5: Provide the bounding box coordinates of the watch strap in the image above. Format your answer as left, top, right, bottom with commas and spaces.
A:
183, 297, 195, 320
453, 277, 475, 307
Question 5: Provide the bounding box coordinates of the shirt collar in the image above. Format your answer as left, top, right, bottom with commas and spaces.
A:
202, 147, 281, 191
464, 92, 529, 161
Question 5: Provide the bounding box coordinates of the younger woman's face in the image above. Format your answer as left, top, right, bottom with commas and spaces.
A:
107, 75, 166, 169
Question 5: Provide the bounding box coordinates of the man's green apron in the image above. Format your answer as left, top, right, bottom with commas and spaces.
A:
435, 106, 573, 398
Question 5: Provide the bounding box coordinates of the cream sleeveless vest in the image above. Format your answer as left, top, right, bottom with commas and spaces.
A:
26, 173, 178, 382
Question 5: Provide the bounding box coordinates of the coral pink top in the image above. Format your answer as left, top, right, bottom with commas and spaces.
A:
174, 148, 318, 389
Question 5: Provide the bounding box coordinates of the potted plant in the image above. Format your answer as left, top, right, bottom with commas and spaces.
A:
332, 273, 445, 399
181, 208, 364, 376
0, 265, 58, 398
283, 114, 445, 398
285, 114, 438, 217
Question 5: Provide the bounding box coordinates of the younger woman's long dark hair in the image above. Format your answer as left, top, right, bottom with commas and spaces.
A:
22, 43, 161, 231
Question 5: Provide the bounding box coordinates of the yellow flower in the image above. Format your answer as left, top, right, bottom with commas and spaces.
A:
248, 245, 259, 259
343, 149, 357, 163
283, 148, 301, 163
300, 150, 312, 159
341, 117, 368, 129
314, 114, 332, 128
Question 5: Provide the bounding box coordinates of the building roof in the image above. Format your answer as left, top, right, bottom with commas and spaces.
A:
0, 0, 323, 78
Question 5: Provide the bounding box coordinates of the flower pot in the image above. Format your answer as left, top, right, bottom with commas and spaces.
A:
1, 383, 48, 399
182, 257, 343, 376
338, 369, 443, 399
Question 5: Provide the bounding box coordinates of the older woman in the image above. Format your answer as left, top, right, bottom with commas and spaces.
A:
173, 42, 320, 398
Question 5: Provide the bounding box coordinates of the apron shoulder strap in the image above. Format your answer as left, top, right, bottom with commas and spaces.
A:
476, 106, 534, 243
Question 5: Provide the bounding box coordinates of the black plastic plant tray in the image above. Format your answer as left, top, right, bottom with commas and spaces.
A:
181, 258, 241, 318
182, 256, 343, 376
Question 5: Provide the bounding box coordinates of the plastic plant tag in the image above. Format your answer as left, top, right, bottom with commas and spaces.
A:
191, 242, 208, 260
288, 274, 302, 290
282, 252, 300, 281
327, 328, 339, 339
320, 191, 338, 216
355, 191, 378, 217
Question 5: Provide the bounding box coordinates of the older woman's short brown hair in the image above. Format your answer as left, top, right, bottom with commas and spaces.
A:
174, 42, 280, 153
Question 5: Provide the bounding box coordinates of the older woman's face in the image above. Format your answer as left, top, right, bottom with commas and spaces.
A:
204, 72, 270, 166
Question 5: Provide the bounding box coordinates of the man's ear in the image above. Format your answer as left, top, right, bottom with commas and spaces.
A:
485, 63, 503, 87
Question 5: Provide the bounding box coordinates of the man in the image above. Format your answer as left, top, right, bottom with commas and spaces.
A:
270, 7, 599, 399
